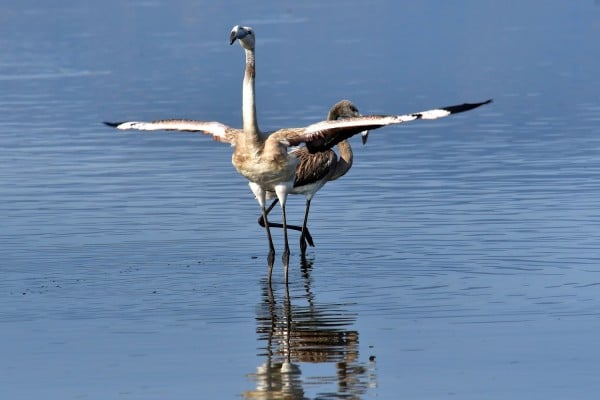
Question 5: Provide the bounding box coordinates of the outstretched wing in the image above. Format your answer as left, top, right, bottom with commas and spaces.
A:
103, 119, 239, 144
281, 99, 492, 153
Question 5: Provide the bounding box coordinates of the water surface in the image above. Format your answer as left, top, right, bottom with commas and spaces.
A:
1, 1, 600, 399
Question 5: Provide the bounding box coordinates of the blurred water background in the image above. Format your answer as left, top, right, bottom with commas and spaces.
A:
1, 1, 599, 398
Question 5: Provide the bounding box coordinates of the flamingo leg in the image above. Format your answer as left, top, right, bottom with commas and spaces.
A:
262, 203, 275, 282
275, 184, 291, 284
281, 203, 290, 284
300, 198, 312, 254
257, 199, 315, 247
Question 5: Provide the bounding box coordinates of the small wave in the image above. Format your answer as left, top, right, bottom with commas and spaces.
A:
0, 69, 111, 81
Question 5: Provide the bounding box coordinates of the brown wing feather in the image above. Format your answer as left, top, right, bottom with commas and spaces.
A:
303, 122, 388, 153
104, 119, 239, 145
291, 147, 337, 188
272, 116, 408, 154
276, 99, 492, 153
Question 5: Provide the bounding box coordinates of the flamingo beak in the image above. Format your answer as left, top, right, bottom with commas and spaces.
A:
229, 28, 239, 45
230, 25, 250, 45
361, 131, 369, 145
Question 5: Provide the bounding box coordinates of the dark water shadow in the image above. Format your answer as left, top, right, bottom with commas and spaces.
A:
243, 258, 376, 399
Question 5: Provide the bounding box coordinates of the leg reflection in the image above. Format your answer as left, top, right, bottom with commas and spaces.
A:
243, 273, 377, 398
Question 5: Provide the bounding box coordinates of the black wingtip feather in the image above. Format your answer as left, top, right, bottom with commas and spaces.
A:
444, 99, 493, 114
103, 121, 122, 128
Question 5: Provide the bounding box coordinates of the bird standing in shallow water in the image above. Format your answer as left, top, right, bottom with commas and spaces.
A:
105, 24, 491, 283
258, 99, 366, 255
227, 25, 490, 282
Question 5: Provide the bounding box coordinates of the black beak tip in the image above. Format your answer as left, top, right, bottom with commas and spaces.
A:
361, 133, 369, 145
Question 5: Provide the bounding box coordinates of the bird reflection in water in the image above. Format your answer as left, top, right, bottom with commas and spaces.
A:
243, 257, 377, 399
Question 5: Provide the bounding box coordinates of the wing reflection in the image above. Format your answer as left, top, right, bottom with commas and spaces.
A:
244, 259, 377, 399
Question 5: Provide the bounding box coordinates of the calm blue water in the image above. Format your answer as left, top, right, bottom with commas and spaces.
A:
1, 1, 600, 399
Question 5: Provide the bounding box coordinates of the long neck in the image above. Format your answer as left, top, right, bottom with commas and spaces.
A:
242, 47, 260, 136
329, 140, 353, 181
